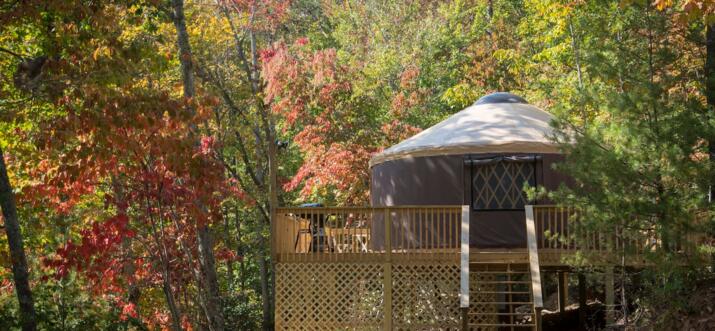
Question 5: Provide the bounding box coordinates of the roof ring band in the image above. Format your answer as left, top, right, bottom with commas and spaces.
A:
474, 92, 528, 105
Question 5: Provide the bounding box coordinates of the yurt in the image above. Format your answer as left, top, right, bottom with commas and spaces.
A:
370, 92, 570, 248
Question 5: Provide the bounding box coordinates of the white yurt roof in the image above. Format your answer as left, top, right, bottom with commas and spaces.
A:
370, 93, 559, 167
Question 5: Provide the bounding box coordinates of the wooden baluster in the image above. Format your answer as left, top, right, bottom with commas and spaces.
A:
291, 210, 295, 259
410, 209, 422, 250
397, 209, 401, 254
409, 208, 413, 252
392, 209, 397, 254
549, 207, 556, 248
563, 207, 568, 251
440, 208, 444, 250
560, 208, 565, 250
454, 209, 458, 250
451, 209, 456, 251
434, 208, 437, 250
560, 207, 565, 250
555, 207, 560, 250
418, 208, 423, 252
445, 209, 449, 250
551, 207, 555, 250
422, 208, 426, 252
434, 208, 442, 250
554, 207, 559, 250
446, 208, 450, 250
419, 208, 424, 252
425, 208, 429, 252
431, 208, 435, 251
439, 208, 444, 250
538, 208, 544, 249
432, 208, 436, 251
437, 208, 441, 250
435, 208, 439, 251
424, 208, 429, 252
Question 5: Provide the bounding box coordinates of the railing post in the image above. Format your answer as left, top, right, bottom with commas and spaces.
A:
460, 205, 470, 331
384, 208, 392, 330
558, 271, 568, 314
605, 266, 615, 326
525, 205, 543, 331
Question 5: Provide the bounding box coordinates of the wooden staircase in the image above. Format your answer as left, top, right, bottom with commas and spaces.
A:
462, 206, 544, 331
468, 263, 537, 330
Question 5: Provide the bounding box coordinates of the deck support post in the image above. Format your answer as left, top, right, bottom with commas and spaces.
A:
558, 271, 568, 313
460, 205, 470, 331
383, 208, 392, 330
605, 266, 615, 326
535, 307, 543, 331
383, 263, 392, 330
578, 272, 587, 331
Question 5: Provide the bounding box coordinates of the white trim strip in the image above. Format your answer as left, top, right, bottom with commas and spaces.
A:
460, 205, 470, 308
525, 205, 544, 308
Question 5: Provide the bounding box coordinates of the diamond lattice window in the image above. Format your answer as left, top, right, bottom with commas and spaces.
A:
471, 160, 535, 210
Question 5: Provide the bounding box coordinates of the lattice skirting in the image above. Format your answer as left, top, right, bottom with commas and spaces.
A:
276, 262, 501, 330
275, 262, 385, 330
392, 263, 460, 330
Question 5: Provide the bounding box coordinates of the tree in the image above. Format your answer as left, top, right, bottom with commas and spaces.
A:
0, 147, 36, 330
1, 1, 234, 329
542, 1, 714, 326
169, 0, 225, 330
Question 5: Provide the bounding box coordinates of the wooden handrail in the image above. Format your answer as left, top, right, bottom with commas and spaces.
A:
460, 205, 470, 331
525, 205, 544, 331
525, 206, 543, 308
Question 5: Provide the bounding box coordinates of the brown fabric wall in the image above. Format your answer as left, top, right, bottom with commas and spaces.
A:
470, 211, 526, 248
370, 156, 463, 250
370, 153, 567, 249
370, 155, 464, 206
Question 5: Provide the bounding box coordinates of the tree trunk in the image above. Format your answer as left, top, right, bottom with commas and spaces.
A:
235, 206, 246, 293
257, 234, 272, 330
263, 124, 278, 331
223, 208, 234, 286
219, 4, 279, 328
113, 177, 140, 304
250, 5, 279, 323
0, 147, 37, 331
161, 267, 184, 331
170, 0, 225, 330
705, 23, 715, 269
172, 0, 195, 101
706, 24, 715, 202
197, 227, 224, 330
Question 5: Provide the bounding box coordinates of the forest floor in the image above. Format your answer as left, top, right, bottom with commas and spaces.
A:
666, 279, 715, 331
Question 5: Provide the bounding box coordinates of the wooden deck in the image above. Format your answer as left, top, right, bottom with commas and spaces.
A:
272, 205, 701, 330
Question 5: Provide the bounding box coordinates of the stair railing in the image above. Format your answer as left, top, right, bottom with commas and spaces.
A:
525, 205, 543, 331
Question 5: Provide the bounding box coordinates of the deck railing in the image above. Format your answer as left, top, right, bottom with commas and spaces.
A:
273, 206, 463, 262
273, 205, 708, 263
532, 205, 706, 256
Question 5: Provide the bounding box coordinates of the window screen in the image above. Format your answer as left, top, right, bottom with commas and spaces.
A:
470, 157, 536, 210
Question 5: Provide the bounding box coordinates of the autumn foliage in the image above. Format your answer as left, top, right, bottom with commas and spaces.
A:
1, 0, 714, 329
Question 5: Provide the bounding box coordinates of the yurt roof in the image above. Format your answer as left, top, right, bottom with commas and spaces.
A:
370, 93, 559, 167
